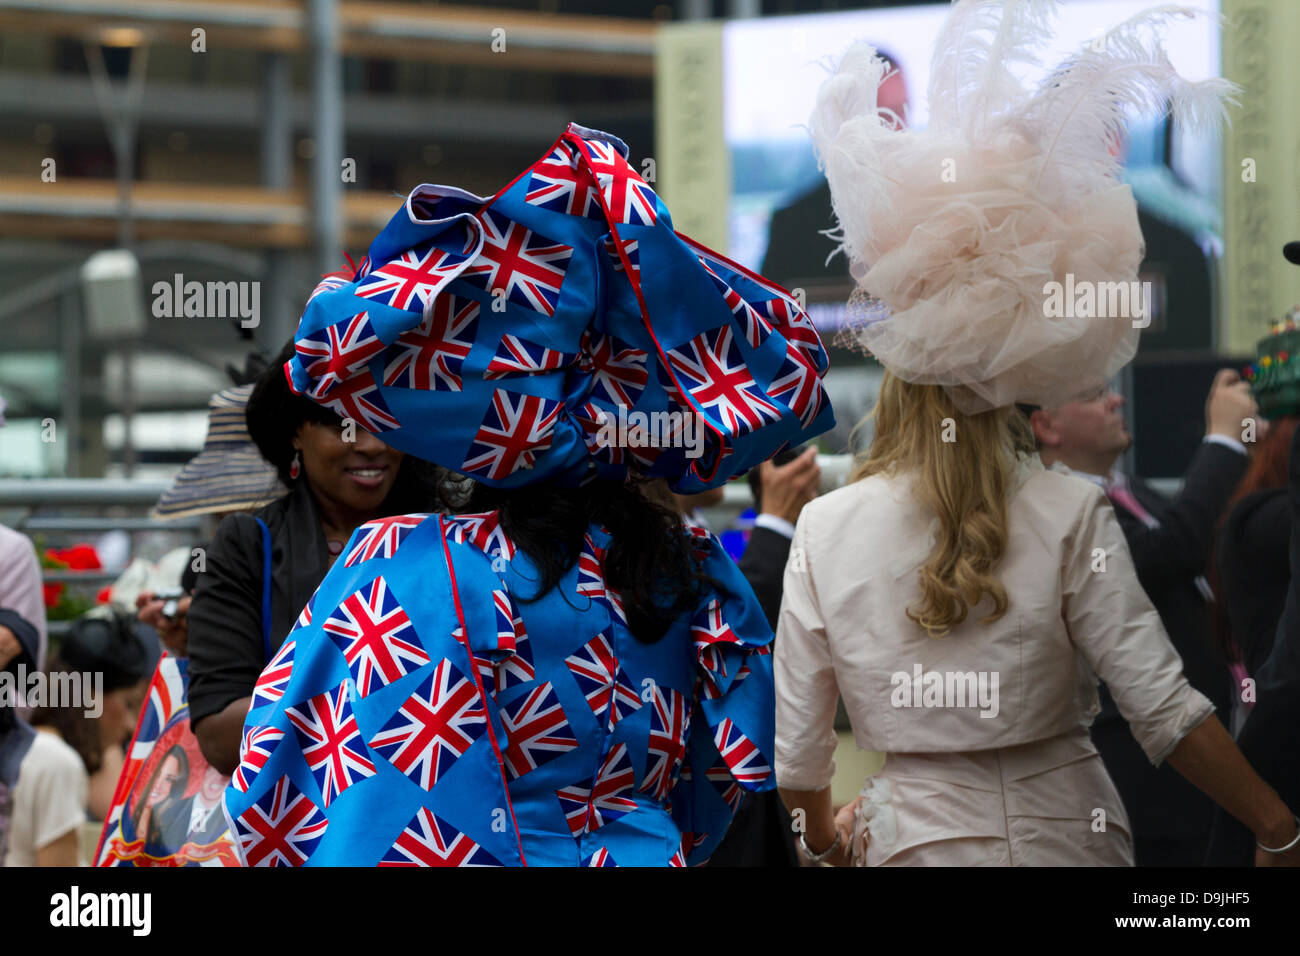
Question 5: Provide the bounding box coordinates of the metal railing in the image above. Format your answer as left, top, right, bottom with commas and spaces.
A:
0, 478, 204, 639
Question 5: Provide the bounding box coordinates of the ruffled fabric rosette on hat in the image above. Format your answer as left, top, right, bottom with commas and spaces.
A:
283, 123, 835, 492
811, 0, 1236, 413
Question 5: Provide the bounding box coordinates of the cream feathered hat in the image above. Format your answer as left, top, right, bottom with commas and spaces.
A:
811, 0, 1236, 413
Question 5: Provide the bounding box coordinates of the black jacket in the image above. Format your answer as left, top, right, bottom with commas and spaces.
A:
1217, 488, 1290, 678
737, 525, 794, 632
1207, 427, 1300, 864
187, 481, 330, 726
1089, 440, 1245, 860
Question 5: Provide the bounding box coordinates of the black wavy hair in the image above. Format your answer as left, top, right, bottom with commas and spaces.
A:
453, 476, 717, 645
245, 340, 440, 514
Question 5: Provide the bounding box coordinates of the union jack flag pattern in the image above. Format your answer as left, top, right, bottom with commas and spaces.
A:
699, 256, 773, 350
564, 634, 641, 731
575, 533, 627, 623
441, 511, 518, 562
233, 775, 329, 867
296, 311, 386, 401
485, 333, 574, 379
251, 638, 295, 710
462, 208, 571, 318
763, 295, 827, 373
322, 576, 428, 697
307, 272, 350, 305
285, 682, 377, 807
493, 589, 535, 690
462, 390, 562, 481
231, 725, 285, 794
603, 234, 640, 274
382, 294, 479, 393
318, 368, 401, 434
639, 685, 691, 802
582, 847, 618, 867
291, 597, 314, 635
380, 807, 504, 867
284, 123, 832, 495
369, 659, 487, 790
573, 138, 658, 228
524, 142, 603, 220
355, 240, 470, 312
500, 682, 578, 779
667, 325, 783, 436
713, 718, 772, 787
768, 351, 827, 429
555, 744, 639, 836
343, 514, 430, 567
240, 122, 800, 866
704, 756, 744, 813
579, 330, 648, 408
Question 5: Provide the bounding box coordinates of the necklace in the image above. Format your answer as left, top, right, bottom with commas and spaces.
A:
327, 539, 344, 556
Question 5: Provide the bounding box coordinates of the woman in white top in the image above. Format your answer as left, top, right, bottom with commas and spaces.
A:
775, 375, 1300, 865
776, 1, 1300, 866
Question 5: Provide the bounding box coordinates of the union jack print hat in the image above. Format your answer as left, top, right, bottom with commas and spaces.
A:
284, 123, 835, 492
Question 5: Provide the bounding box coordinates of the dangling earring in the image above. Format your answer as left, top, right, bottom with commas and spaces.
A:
289, 449, 301, 481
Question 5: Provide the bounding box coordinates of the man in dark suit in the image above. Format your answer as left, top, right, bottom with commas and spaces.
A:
706, 447, 819, 867
739, 447, 821, 631
1030, 370, 1256, 865
158, 765, 229, 850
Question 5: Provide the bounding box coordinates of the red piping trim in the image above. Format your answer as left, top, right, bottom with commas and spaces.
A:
563, 130, 729, 485
437, 516, 529, 866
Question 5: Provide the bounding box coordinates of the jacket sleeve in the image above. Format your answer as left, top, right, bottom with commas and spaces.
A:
1063, 484, 1215, 764
0, 608, 39, 673
188, 513, 268, 726
773, 511, 840, 791
1124, 441, 1247, 591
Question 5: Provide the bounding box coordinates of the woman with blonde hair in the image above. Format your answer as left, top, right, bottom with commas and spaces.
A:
775, 0, 1300, 866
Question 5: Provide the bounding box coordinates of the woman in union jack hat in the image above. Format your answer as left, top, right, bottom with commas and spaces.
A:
220, 122, 836, 866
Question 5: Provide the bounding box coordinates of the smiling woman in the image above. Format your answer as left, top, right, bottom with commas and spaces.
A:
185, 340, 440, 775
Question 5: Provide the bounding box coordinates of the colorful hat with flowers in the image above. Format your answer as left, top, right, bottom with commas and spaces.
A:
283, 123, 835, 492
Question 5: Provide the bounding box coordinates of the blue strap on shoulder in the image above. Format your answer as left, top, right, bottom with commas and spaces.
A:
254, 517, 273, 663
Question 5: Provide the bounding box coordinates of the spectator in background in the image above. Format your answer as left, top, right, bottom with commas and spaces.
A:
1208, 420, 1300, 864
1, 608, 87, 866
0, 395, 46, 676
1213, 418, 1296, 714
703, 446, 820, 868
739, 446, 820, 631
136, 380, 286, 658
1028, 370, 1255, 865
187, 340, 439, 774
26, 608, 151, 821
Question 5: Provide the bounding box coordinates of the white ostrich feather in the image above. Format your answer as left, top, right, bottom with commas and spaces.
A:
809, 0, 1238, 412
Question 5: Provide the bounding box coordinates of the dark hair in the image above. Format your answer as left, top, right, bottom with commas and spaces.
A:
58, 608, 151, 691
455, 476, 716, 645
133, 745, 190, 840
245, 340, 441, 513
28, 656, 106, 774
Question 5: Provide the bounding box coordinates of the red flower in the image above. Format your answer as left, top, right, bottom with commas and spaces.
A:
47, 544, 102, 571
43, 582, 64, 608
